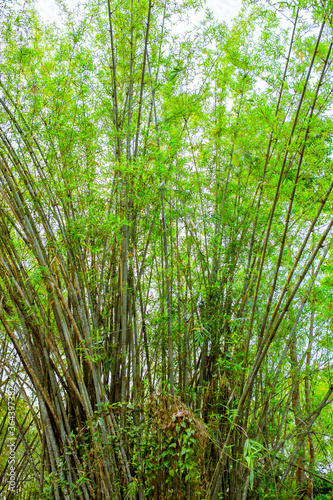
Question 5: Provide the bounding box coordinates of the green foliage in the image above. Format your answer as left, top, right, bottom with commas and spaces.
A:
1, 0, 333, 498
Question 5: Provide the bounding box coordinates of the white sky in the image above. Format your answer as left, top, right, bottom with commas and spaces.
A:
205, 0, 242, 22
36, 0, 242, 25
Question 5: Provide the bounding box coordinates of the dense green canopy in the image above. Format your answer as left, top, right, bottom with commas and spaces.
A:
0, 0, 333, 498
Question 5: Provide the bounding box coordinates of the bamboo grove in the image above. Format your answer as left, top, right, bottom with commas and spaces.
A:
1, 0, 333, 498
